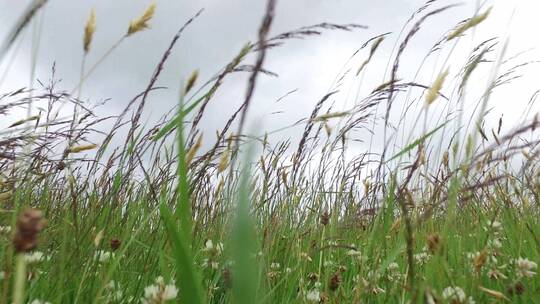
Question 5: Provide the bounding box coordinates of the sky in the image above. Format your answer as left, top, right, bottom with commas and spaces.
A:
0, 0, 539, 159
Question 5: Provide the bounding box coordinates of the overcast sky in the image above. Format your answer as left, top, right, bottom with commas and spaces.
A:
1, 0, 540, 158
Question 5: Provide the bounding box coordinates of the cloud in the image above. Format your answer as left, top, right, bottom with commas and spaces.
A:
0, 0, 539, 158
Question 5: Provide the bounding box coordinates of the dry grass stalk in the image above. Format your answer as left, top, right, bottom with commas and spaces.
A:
478, 286, 509, 301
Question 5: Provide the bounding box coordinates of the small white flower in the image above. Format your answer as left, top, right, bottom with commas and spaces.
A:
0, 226, 11, 234
386, 262, 402, 282
141, 276, 178, 304
323, 260, 335, 268
515, 257, 537, 278
285, 267, 292, 274
414, 252, 430, 265
270, 262, 280, 270
202, 259, 219, 270
24, 251, 46, 264
346, 249, 361, 256
305, 289, 320, 302
388, 262, 399, 271
487, 238, 502, 250
105, 280, 124, 302
94, 250, 114, 263
327, 240, 338, 246
204, 239, 214, 251
484, 221, 502, 235
442, 286, 474, 304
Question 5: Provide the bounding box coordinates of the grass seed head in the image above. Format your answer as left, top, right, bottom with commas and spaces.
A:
185, 69, 199, 94
83, 8, 96, 53
217, 149, 230, 173
0, 190, 13, 202
426, 233, 441, 254
127, 2, 156, 36
9, 115, 40, 128
110, 238, 121, 251
13, 208, 46, 253
66, 144, 98, 154
425, 68, 449, 106
320, 211, 330, 226
448, 8, 492, 41
186, 134, 203, 166
328, 271, 342, 291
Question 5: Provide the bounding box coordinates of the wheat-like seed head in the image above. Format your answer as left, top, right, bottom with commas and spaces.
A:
185, 69, 199, 94
186, 134, 203, 166
66, 144, 98, 154
357, 36, 385, 75
447, 8, 492, 41
313, 111, 350, 122
127, 2, 156, 36
83, 8, 96, 53
425, 68, 449, 106
9, 115, 40, 128
217, 149, 230, 173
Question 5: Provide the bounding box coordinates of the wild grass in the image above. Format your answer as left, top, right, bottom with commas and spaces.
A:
0, 1, 539, 303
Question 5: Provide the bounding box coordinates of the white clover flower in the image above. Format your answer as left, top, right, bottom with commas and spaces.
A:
442, 286, 474, 303
29, 299, 51, 304
388, 262, 399, 271
484, 220, 502, 234
487, 238, 502, 250
414, 252, 430, 265
515, 257, 537, 278
300, 252, 312, 262
94, 250, 114, 263
204, 239, 214, 251
105, 280, 124, 302
24, 251, 46, 264
323, 260, 335, 268
202, 258, 219, 270
361, 271, 385, 294
346, 249, 361, 256
141, 276, 178, 304
305, 288, 320, 302
386, 262, 402, 282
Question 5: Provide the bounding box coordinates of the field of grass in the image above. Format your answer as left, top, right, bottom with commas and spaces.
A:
0, 1, 539, 303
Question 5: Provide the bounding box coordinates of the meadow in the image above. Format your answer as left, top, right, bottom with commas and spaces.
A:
0, 1, 539, 303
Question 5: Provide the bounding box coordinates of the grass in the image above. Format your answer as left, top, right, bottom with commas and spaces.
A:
0, 1, 539, 303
